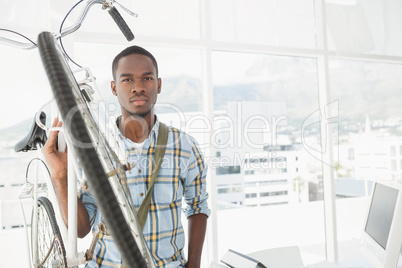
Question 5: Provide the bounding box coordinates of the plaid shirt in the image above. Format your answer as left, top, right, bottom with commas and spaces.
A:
80, 118, 210, 267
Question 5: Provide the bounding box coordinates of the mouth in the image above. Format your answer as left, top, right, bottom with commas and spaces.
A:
131, 100, 147, 106
130, 96, 147, 106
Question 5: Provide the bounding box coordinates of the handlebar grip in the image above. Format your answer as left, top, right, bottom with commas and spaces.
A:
108, 6, 134, 41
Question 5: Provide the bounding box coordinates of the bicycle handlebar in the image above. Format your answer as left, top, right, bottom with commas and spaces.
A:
107, 6, 134, 41
0, 0, 136, 48
0, 36, 36, 49
60, 0, 135, 41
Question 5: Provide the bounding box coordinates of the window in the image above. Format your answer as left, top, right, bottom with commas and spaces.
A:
216, 166, 241, 175
0, 0, 49, 29
244, 170, 255, 175
218, 187, 242, 194
260, 191, 288, 197
211, 48, 325, 263
79, 0, 202, 39
210, 0, 316, 48
391, 146, 397, 157
325, 1, 402, 56
3, 1, 402, 267
391, 160, 397, 171
331, 60, 402, 183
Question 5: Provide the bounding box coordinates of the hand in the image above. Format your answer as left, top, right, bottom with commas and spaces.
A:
42, 118, 68, 180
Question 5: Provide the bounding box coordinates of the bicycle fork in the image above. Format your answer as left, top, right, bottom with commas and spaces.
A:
66, 148, 86, 266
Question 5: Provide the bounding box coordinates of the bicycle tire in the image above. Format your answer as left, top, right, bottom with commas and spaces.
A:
32, 196, 67, 267
37, 31, 146, 268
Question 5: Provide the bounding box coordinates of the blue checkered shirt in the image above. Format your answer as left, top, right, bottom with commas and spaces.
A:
79, 118, 210, 267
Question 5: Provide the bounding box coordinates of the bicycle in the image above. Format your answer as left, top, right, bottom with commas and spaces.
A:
2, 1, 156, 267
15, 111, 68, 267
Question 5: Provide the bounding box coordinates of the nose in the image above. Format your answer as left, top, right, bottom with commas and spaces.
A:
131, 80, 145, 93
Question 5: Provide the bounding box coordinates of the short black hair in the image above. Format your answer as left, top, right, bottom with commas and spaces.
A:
112, 45, 158, 80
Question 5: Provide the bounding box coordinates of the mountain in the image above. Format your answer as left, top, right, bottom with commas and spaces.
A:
157, 75, 203, 113
0, 118, 33, 149
2, 71, 402, 149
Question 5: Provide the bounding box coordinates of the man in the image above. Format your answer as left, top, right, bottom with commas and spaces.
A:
42, 46, 210, 267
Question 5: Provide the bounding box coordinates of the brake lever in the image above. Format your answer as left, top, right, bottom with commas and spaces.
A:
111, 0, 138, 18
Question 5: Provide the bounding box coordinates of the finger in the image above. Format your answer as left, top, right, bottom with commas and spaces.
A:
47, 119, 63, 145
52, 117, 59, 127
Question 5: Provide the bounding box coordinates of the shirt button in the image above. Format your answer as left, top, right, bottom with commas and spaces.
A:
140, 193, 144, 197
138, 169, 141, 173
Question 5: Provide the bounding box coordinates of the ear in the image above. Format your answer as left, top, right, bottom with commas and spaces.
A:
157, 78, 162, 94
111, 81, 117, 96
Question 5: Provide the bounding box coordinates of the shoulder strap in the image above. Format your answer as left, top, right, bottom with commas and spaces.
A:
136, 122, 169, 231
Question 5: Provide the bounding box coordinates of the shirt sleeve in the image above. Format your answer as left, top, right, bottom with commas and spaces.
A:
182, 136, 211, 218
78, 188, 98, 228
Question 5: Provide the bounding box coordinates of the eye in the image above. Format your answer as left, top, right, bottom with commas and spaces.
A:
121, 78, 133, 82
144, 77, 153, 81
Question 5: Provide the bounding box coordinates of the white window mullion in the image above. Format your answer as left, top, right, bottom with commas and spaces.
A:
315, 0, 338, 262
200, 0, 219, 265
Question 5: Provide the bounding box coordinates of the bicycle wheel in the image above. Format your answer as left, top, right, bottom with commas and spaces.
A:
37, 31, 147, 268
32, 196, 67, 268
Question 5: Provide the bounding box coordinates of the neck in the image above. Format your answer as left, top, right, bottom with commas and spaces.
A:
119, 112, 155, 143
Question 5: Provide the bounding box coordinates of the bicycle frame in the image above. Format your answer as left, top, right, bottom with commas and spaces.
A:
2, 1, 156, 267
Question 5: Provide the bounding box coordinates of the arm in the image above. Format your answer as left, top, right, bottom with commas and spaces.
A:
183, 138, 211, 267
42, 118, 91, 238
186, 213, 208, 268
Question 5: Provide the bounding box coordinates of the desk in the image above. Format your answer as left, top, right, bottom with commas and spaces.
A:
212, 246, 305, 268
308, 257, 374, 268
213, 242, 402, 268
305, 239, 402, 268
248, 246, 304, 268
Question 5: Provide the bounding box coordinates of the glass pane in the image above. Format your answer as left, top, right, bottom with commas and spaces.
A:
0, 44, 52, 267
0, 0, 49, 29
0, 47, 50, 129
210, 0, 316, 49
78, 0, 201, 40
212, 51, 326, 263
326, 0, 402, 56
330, 59, 402, 257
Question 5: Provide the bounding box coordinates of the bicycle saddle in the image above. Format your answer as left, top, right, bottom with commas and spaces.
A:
14, 112, 47, 152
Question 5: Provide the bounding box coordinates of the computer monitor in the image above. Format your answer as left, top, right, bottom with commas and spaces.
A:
360, 180, 402, 268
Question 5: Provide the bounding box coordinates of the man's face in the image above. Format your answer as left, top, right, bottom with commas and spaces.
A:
111, 54, 161, 118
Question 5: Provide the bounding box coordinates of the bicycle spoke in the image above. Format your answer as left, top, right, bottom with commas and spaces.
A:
32, 197, 66, 268
38, 202, 50, 264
